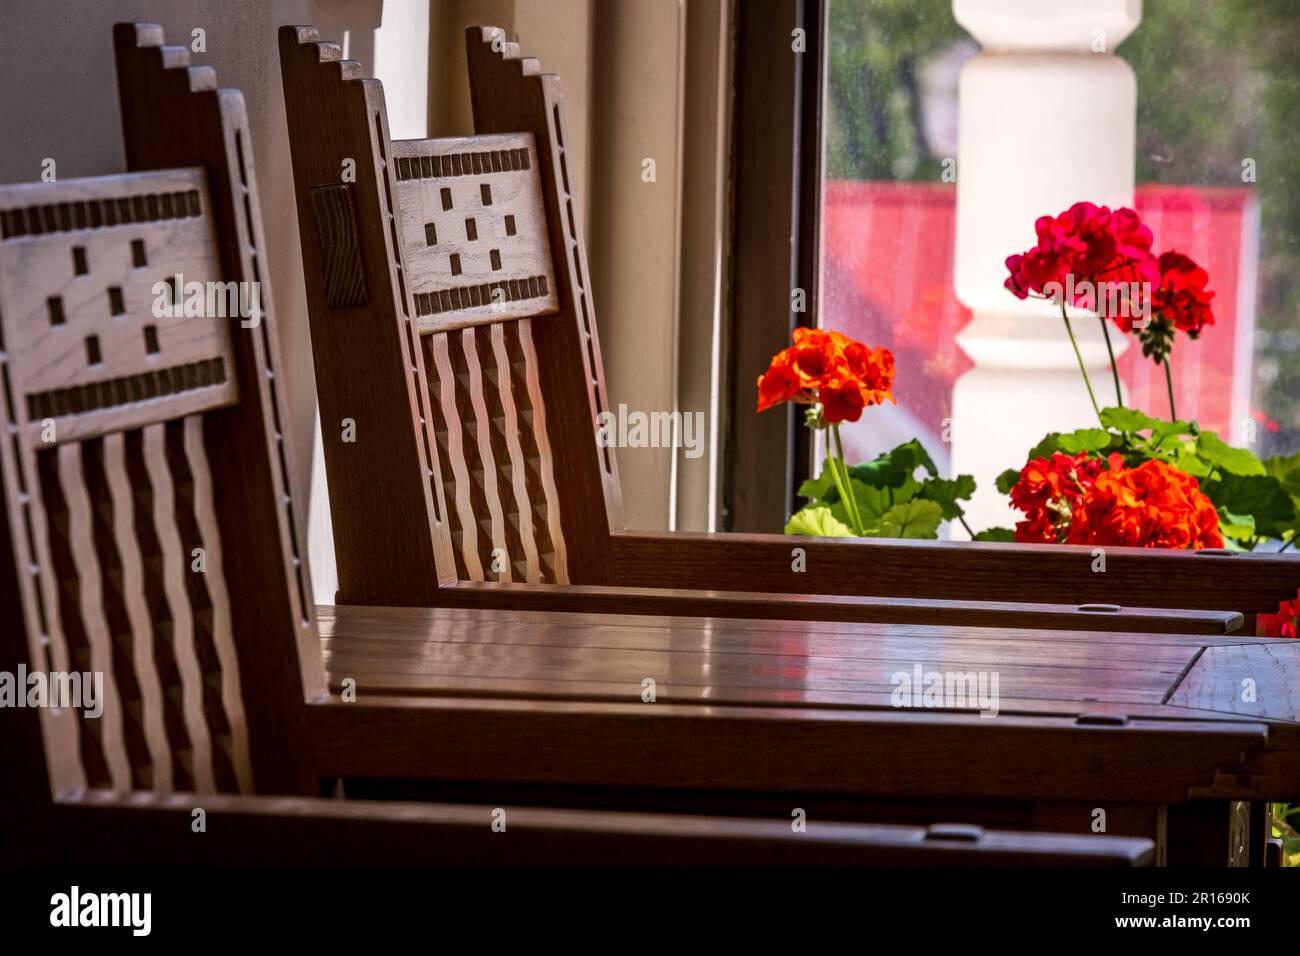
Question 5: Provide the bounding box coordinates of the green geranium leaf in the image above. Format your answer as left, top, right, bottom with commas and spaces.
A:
1098, 407, 1198, 448
849, 439, 939, 488
1056, 428, 1119, 455
1027, 428, 1116, 459
1150, 418, 1199, 446
1263, 451, 1300, 498
995, 468, 1022, 495
1263, 450, 1300, 479
784, 504, 854, 538
917, 475, 977, 521
1026, 433, 1065, 459
1202, 473, 1295, 537
889, 438, 939, 478
1099, 406, 1164, 434
876, 499, 943, 539
1197, 431, 1266, 476
973, 527, 1016, 542
848, 456, 910, 489
1171, 441, 1213, 477
1217, 508, 1256, 543
797, 465, 838, 504
796, 479, 827, 503
1131, 442, 1177, 467
831, 477, 919, 529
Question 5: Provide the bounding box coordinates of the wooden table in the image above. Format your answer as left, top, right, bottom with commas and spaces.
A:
311, 605, 1300, 866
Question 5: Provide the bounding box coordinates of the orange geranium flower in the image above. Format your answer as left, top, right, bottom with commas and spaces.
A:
756, 328, 895, 424
1066, 458, 1223, 550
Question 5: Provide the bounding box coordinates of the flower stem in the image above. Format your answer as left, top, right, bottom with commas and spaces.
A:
1060, 300, 1103, 425
1098, 316, 1123, 408
830, 425, 865, 535
821, 454, 853, 533
1163, 356, 1177, 421
955, 508, 976, 540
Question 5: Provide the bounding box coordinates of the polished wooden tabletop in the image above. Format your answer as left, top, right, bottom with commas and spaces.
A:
311, 604, 1300, 804
318, 604, 1297, 717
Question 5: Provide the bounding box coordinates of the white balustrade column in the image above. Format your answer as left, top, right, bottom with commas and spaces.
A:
950, 0, 1142, 533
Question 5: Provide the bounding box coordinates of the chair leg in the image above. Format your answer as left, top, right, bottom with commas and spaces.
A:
1248, 801, 1273, 867
1166, 800, 1251, 866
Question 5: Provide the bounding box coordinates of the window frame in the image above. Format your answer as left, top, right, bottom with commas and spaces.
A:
721, 0, 828, 532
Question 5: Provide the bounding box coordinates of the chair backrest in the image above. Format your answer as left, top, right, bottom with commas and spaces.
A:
280, 25, 622, 607
0, 24, 323, 853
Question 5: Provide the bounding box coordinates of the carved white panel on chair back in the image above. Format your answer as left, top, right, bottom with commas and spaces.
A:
393, 133, 559, 333
0, 168, 238, 445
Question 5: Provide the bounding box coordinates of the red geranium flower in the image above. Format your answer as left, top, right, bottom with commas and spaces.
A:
1261, 594, 1300, 638
756, 328, 896, 424
818, 376, 867, 425
755, 350, 800, 412
1008, 451, 1104, 544
1153, 250, 1215, 337
1004, 202, 1157, 308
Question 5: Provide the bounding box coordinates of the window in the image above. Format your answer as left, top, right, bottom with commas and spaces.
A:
809, 0, 1300, 533
1123, 4, 1299, 457
821, 0, 970, 479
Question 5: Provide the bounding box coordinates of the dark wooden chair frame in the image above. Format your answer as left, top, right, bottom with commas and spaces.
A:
278, 24, 1299, 633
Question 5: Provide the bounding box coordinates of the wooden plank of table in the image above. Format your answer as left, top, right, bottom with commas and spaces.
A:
320, 603, 1275, 646
321, 630, 1197, 674
309, 694, 1268, 802
321, 641, 1186, 706
323, 674, 1295, 725
318, 605, 1273, 714
319, 604, 1289, 719
437, 580, 1244, 634
1167, 642, 1300, 723
320, 614, 1234, 664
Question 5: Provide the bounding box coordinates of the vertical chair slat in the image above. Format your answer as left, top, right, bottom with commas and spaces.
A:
57, 442, 131, 791
37, 450, 111, 788
19, 451, 87, 794
514, 319, 569, 583
103, 431, 171, 792
182, 414, 252, 793
469, 326, 527, 582
21, 455, 62, 678
458, 327, 510, 579
428, 334, 485, 580
489, 322, 542, 583
142, 421, 215, 794
83, 436, 151, 788
423, 335, 470, 582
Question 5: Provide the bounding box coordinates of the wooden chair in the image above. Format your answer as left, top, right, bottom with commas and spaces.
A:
277, 24, 1284, 633
0, 21, 323, 852
0, 22, 1155, 871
